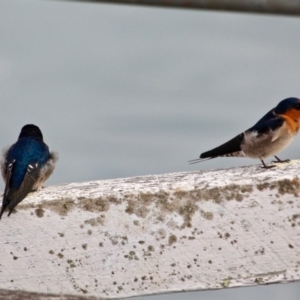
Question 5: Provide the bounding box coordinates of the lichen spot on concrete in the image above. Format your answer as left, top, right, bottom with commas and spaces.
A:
139, 192, 154, 205
125, 201, 134, 215
201, 187, 222, 203
256, 182, 270, 191
157, 190, 199, 228
177, 200, 198, 228
67, 259, 76, 268
80, 197, 110, 212
84, 216, 105, 227
256, 177, 299, 196
288, 214, 300, 227
42, 198, 75, 216
156, 228, 167, 239
200, 210, 214, 220
202, 184, 252, 202
106, 196, 121, 205
168, 234, 177, 245
80, 288, 88, 294
148, 245, 154, 252
35, 208, 45, 218
277, 178, 299, 196
124, 251, 139, 260
173, 190, 189, 199
221, 277, 231, 288
235, 194, 243, 201
125, 198, 150, 218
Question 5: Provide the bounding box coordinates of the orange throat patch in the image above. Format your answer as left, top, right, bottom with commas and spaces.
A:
280, 109, 300, 134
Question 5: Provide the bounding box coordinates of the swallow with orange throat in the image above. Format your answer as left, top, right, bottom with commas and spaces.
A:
189, 97, 300, 169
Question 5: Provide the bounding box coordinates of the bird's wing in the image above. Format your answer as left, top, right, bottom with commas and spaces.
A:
0, 162, 40, 218
252, 109, 275, 126
247, 116, 284, 140
0, 160, 15, 219
41, 151, 58, 183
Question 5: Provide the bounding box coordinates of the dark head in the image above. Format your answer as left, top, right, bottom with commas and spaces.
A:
18, 124, 43, 141
274, 97, 300, 115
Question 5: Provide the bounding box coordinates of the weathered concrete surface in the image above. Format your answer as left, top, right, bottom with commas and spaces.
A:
0, 160, 300, 298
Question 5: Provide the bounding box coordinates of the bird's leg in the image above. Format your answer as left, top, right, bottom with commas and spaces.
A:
272, 156, 290, 164
260, 159, 276, 169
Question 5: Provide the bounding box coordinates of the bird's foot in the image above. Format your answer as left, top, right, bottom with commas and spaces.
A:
272, 156, 290, 164
261, 165, 276, 169
272, 159, 290, 164
260, 159, 277, 169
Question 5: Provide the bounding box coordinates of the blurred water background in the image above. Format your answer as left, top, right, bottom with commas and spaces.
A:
1, 0, 300, 299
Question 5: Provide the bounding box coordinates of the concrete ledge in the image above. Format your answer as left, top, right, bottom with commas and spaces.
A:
1, 160, 300, 298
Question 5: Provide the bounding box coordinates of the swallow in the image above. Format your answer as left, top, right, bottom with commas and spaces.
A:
189, 97, 300, 169
0, 124, 58, 219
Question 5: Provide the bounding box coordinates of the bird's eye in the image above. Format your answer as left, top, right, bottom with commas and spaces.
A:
296, 103, 300, 110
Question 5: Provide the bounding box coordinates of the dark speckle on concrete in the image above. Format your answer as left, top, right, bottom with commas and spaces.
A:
35, 208, 45, 218
168, 234, 177, 245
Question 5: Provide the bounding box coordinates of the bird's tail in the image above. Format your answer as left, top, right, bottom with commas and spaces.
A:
189, 133, 245, 164
0, 198, 9, 220
188, 157, 214, 165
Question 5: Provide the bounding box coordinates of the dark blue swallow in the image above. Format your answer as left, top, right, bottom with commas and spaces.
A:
0, 124, 58, 219
189, 97, 300, 169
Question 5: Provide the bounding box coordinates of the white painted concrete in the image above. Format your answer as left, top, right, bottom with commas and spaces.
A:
0, 160, 300, 299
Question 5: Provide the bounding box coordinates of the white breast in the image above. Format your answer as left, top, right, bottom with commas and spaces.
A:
241, 124, 296, 159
